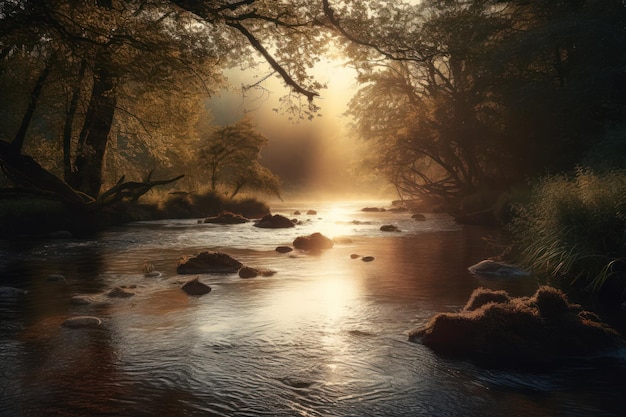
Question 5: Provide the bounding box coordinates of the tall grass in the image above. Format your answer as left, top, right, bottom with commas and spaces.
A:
510, 169, 626, 295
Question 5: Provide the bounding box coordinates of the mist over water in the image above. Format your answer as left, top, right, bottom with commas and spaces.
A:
1, 201, 625, 416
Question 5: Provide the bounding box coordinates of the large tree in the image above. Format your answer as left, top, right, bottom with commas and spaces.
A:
326, 0, 626, 207
0, 0, 330, 203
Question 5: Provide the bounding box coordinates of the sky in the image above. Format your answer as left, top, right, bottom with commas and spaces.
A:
207, 56, 394, 201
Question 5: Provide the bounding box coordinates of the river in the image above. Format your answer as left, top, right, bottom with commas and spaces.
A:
1, 201, 624, 416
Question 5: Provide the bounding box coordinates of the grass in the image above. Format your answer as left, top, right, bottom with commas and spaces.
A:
509, 168, 626, 297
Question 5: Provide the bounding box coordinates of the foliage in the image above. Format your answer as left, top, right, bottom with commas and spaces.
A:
196, 117, 281, 198
334, 0, 626, 207
509, 169, 626, 295
0, 0, 330, 202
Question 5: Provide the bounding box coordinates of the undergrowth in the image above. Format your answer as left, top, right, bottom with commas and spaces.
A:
509, 168, 626, 298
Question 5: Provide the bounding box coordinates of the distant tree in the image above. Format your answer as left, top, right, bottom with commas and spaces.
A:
198, 117, 280, 198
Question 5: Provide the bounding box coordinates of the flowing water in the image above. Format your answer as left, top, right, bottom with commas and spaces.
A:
1, 201, 625, 416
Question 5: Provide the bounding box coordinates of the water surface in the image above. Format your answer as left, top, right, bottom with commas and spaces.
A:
1, 201, 624, 416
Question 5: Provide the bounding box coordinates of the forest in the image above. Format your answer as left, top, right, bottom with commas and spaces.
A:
2, 1, 626, 295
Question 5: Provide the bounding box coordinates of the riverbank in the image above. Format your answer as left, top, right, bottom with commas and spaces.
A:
0, 190, 270, 238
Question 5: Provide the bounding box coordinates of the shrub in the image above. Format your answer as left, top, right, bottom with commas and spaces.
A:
509, 168, 626, 295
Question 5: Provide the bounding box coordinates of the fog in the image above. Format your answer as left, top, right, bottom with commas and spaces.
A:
207, 59, 394, 202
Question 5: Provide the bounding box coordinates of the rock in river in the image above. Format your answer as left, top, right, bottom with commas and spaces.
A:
0, 287, 28, 297
275, 246, 293, 253
380, 224, 400, 232
203, 211, 249, 224
62, 316, 102, 329
238, 266, 276, 279
293, 232, 334, 251
253, 214, 296, 229
468, 259, 530, 277
177, 251, 243, 274
181, 277, 212, 296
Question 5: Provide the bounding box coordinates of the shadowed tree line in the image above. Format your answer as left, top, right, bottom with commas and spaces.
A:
325, 0, 626, 214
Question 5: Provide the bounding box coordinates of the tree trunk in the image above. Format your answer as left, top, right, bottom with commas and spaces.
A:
70, 61, 116, 198
63, 59, 88, 183
11, 59, 53, 153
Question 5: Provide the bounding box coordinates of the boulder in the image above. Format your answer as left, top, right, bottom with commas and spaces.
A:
253, 214, 296, 229
409, 286, 625, 367
203, 211, 248, 224
62, 316, 102, 329
238, 266, 276, 279
181, 276, 212, 296
276, 246, 293, 253
380, 224, 400, 232
468, 259, 530, 277
177, 251, 243, 274
293, 232, 334, 251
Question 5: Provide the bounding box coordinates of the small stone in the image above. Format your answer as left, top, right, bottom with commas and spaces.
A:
62, 316, 102, 329
361, 256, 375, 262
46, 274, 65, 282
350, 254, 360, 259
276, 246, 293, 253
380, 225, 400, 232
239, 266, 258, 278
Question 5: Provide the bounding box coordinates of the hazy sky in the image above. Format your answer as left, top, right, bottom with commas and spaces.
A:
207, 57, 393, 201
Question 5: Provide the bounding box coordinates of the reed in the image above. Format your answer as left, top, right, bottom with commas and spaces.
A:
510, 168, 626, 294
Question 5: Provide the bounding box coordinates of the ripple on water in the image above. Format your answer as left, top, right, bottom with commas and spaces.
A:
2, 202, 626, 416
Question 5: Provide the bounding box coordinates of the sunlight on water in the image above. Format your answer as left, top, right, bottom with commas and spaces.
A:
1, 200, 625, 417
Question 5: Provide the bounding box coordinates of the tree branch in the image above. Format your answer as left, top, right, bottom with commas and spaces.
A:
224, 21, 319, 101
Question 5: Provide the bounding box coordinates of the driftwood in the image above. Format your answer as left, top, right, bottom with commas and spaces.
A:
97, 171, 184, 205
0, 139, 183, 209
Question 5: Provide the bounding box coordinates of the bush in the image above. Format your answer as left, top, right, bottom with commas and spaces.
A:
509, 168, 626, 296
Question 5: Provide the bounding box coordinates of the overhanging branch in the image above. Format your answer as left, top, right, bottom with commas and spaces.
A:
225, 21, 319, 102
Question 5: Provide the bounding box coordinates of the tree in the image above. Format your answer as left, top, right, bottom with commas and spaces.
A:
333, 0, 510, 204
327, 0, 626, 207
0, 0, 330, 205
197, 117, 280, 198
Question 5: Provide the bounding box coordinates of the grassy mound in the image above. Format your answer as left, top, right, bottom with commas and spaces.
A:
410, 286, 624, 367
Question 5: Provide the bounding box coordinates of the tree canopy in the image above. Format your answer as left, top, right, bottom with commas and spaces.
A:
2, 0, 625, 213
0, 0, 331, 204
328, 0, 626, 208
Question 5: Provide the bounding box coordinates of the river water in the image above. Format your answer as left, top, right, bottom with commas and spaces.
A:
1, 201, 625, 416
